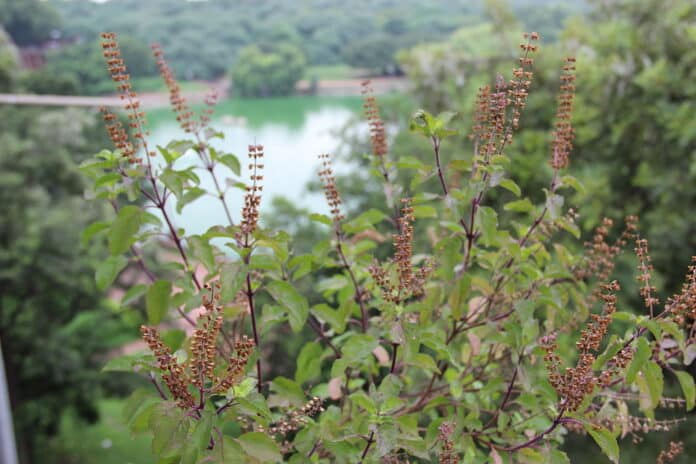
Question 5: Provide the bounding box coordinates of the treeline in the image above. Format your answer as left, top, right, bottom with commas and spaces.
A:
3, 0, 584, 96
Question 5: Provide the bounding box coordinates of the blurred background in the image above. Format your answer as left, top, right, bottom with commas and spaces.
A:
0, 0, 694, 462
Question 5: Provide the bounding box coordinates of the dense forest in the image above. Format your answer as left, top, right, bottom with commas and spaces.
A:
2, 0, 584, 95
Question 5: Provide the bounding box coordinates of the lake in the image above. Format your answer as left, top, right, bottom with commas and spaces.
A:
147, 95, 363, 235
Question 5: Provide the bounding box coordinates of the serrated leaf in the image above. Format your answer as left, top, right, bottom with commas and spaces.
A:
674, 370, 695, 411
95, 255, 128, 290
586, 426, 619, 464
236, 432, 281, 463
146, 280, 172, 324
266, 281, 308, 332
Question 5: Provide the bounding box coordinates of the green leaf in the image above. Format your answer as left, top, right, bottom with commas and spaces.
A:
674, 370, 695, 411
146, 280, 172, 325
191, 411, 214, 451
122, 284, 147, 305
477, 206, 498, 245
266, 281, 309, 332
499, 178, 521, 197
295, 342, 323, 384
559, 175, 586, 195
123, 389, 159, 433
236, 432, 281, 463
101, 353, 154, 372
406, 353, 439, 373
643, 360, 664, 409
150, 402, 190, 458
342, 334, 378, 363
81, 221, 110, 245
308, 213, 332, 226
188, 235, 216, 272
176, 187, 206, 213
108, 205, 144, 255
218, 153, 241, 176
95, 255, 128, 290
271, 376, 306, 405
504, 198, 534, 213
161, 329, 186, 351
166, 139, 195, 156
626, 337, 650, 384
412, 205, 437, 219
586, 426, 619, 464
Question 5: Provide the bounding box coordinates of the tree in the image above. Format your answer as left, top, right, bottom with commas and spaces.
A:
0, 101, 131, 463
231, 43, 306, 97
0, 26, 19, 92
0, 0, 61, 46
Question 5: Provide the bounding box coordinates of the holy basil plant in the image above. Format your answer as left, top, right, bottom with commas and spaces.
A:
81, 32, 695, 463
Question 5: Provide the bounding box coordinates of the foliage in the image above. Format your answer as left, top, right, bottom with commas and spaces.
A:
231, 43, 306, 97
398, 0, 696, 296
0, 102, 136, 463
0, 26, 19, 91
29, 37, 158, 96
49, 0, 583, 80
83, 32, 696, 463
0, 0, 61, 46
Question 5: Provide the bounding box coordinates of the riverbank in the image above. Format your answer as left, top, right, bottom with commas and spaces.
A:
0, 77, 408, 108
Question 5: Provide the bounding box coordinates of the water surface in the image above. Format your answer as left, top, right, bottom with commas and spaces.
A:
147, 96, 362, 234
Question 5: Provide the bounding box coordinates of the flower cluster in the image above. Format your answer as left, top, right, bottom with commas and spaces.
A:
213, 335, 255, 393
668, 257, 696, 326
318, 153, 344, 227
509, 31, 539, 130
140, 284, 256, 409
437, 422, 459, 464
574, 216, 638, 302
152, 43, 196, 133
141, 325, 196, 408
657, 441, 684, 464
542, 281, 620, 411
550, 57, 577, 170
191, 283, 224, 388
362, 80, 388, 159
100, 32, 147, 163
370, 199, 431, 304
635, 237, 659, 314
240, 144, 264, 237
263, 397, 324, 436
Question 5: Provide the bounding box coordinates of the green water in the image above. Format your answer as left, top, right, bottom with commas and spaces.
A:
147, 95, 362, 234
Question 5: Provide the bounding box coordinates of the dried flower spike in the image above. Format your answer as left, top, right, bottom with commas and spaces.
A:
318, 153, 344, 228
550, 56, 576, 170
